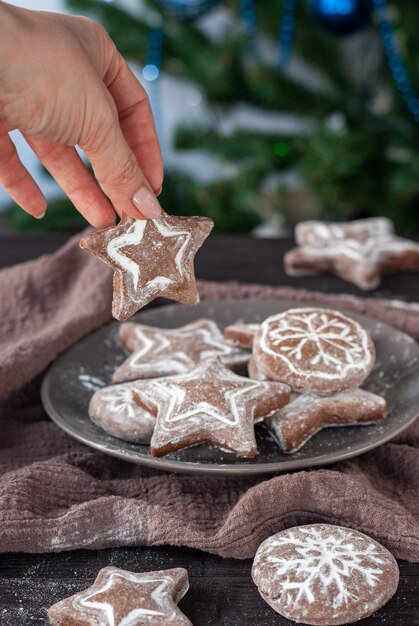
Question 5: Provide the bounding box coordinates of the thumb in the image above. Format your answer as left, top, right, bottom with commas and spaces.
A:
81, 97, 162, 221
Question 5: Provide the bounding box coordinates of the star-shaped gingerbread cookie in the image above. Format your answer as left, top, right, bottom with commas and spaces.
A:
48, 566, 192, 626
80, 212, 213, 320
113, 319, 250, 383
265, 388, 387, 453
132, 357, 291, 458
284, 217, 419, 290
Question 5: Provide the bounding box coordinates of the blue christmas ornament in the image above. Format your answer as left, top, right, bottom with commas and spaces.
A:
374, 0, 419, 122
278, 0, 297, 69
157, 0, 219, 20
309, 0, 373, 35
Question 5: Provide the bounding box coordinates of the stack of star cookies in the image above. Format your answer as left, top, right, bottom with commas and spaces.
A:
225, 307, 388, 453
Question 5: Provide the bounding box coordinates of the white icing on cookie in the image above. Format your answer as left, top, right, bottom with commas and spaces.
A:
72, 568, 190, 626
254, 526, 385, 609
108, 220, 147, 291
300, 236, 419, 265
265, 388, 387, 453
292, 218, 419, 287
258, 308, 374, 382
80, 212, 213, 320
128, 319, 245, 366
296, 218, 394, 250
78, 573, 171, 625
270, 313, 363, 371
88, 383, 156, 443
138, 358, 290, 457
97, 385, 142, 419
107, 216, 193, 301
252, 524, 399, 625
113, 319, 249, 383
149, 376, 263, 430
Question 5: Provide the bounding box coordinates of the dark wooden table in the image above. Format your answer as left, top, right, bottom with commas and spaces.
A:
1, 233, 419, 626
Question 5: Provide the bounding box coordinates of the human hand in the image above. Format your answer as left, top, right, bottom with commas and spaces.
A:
0, 2, 163, 227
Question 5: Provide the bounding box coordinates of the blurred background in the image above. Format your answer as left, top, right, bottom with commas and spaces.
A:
2, 0, 419, 236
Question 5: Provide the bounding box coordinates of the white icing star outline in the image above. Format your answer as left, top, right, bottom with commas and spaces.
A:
296, 218, 396, 262
135, 358, 289, 456
296, 218, 419, 265
80, 212, 213, 320
301, 236, 417, 264
149, 372, 264, 429
107, 217, 192, 297
107, 220, 146, 291
72, 568, 189, 626
123, 320, 248, 376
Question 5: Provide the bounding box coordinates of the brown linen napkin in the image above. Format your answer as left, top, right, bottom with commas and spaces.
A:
0, 235, 418, 561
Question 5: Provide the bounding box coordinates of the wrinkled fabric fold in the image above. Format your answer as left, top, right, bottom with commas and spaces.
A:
0, 234, 418, 561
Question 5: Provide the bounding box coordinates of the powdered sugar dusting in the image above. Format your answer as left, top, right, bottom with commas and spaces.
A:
134, 358, 290, 458
286, 217, 419, 290
80, 212, 213, 320
107, 220, 147, 291
48, 567, 191, 626
113, 319, 249, 383
107, 216, 197, 304
89, 383, 156, 444
266, 388, 387, 453
77, 571, 178, 624
261, 309, 373, 379
79, 374, 106, 392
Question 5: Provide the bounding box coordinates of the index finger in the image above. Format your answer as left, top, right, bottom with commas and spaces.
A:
106, 55, 163, 195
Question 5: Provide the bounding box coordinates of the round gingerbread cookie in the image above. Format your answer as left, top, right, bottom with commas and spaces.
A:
253, 308, 375, 395
252, 524, 399, 626
89, 383, 156, 443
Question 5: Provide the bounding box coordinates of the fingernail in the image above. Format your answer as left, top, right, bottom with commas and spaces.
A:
35, 211, 46, 220
132, 186, 162, 219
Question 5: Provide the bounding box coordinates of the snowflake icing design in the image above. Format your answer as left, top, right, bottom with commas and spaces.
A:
268, 311, 365, 370
258, 527, 385, 610
100, 386, 138, 418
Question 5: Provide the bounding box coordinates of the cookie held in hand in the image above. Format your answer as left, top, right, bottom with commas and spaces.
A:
48, 566, 192, 625
133, 357, 291, 458
80, 212, 213, 321
89, 382, 156, 444
252, 524, 399, 626
284, 217, 419, 290
113, 319, 249, 383
253, 308, 375, 395
265, 388, 387, 453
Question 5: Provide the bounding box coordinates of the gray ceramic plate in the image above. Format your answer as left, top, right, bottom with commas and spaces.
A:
41, 299, 419, 475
